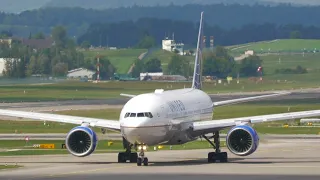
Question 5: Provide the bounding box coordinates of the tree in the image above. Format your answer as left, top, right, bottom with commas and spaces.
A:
131, 59, 145, 78
32, 32, 45, 39
290, 30, 301, 39
144, 58, 162, 72
52, 62, 68, 76
26, 55, 39, 76
202, 47, 237, 78
167, 54, 191, 77
84, 57, 116, 80
81, 41, 91, 49
239, 55, 263, 77
136, 35, 156, 49
52, 26, 68, 49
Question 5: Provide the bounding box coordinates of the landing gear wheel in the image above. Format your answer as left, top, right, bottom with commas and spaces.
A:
143, 158, 148, 166
117, 152, 126, 163
137, 157, 142, 166
202, 131, 228, 163
130, 153, 138, 163
208, 152, 228, 163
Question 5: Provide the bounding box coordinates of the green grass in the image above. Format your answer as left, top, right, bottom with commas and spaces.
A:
144, 49, 195, 71
260, 53, 320, 80
2, 100, 320, 134
0, 140, 225, 156
228, 39, 320, 54
1, 78, 320, 103
0, 165, 22, 169
81, 48, 147, 74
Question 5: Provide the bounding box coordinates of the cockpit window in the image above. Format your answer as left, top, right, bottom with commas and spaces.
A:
145, 112, 153, 118
137, 113, 144, 117
130, 113, 136, 117
124, 112, 153, 118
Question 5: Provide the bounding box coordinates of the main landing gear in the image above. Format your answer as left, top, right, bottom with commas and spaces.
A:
202, 131, 228, 163
117, 137, 138, 163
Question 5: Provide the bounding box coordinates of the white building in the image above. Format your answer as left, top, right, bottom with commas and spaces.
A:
140, 72, 163, 81
245, 50, 255, 55
0, 58, 21, 76
162, 37, 184, 55
67, 68, 95, 79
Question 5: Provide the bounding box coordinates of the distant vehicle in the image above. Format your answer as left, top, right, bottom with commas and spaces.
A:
1, 12, 320, 167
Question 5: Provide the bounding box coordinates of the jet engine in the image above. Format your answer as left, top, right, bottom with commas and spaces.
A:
226, 125, 259, 156
65, 126, 98, 157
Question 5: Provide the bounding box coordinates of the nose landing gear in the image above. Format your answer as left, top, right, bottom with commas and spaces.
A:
137, 145, 148, 166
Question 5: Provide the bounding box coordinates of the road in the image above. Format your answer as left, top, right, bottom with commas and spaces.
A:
0, 139, 320, 179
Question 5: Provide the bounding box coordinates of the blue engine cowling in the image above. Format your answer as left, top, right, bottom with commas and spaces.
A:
226, 125, 259, 156
65, 126, 98, 157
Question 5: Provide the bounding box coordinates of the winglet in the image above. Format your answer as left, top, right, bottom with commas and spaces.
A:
191, 11, 204, 90
120, 93, 136, 98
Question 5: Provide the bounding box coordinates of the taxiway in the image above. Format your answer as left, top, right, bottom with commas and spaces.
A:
0, 139, 319, 180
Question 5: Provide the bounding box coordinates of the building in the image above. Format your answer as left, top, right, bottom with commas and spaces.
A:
140, 72, 163, 81
0, 37, 54, 50
140, 72, 187, 81
0, 58, 21, 76
67, 68, 95, 80
162, 37, 184, 55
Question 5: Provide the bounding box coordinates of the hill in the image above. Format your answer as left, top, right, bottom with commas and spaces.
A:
43, 0, 320, 9
0, 0, 50, 13
0, 0, 318, 14
81, 48, 147, 74
228, 39, 320, 55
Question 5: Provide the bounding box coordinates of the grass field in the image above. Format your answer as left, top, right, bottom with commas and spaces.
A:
0, 78, 319, 102
81, 48, 147, 74
0, 165, 22, 169
228, 39, 320, 54
0, 140, 224, 156
144, 49, 195, 72
2, 100, 320, 134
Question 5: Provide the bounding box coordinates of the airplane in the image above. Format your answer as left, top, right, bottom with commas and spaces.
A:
1, 11, 320, 167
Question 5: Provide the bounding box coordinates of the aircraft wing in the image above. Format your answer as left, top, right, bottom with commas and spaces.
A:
120, 93, 136, 98
212, 91, 290, 107
192, 109, 320, 136
300, 118, 320, 123
0, 109, 120, 132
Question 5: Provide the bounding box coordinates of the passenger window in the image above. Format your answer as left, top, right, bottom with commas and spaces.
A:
137, 113, 144, 117
130, 113, 136, 117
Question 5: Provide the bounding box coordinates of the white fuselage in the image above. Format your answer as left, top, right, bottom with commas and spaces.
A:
119, 88, 213, 146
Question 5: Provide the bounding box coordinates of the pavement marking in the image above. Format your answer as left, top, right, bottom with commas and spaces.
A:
28, 164, 135, 179
254, 165, 320, 168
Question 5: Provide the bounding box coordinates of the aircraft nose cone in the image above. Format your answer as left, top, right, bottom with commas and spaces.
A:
121, 118, 170, 145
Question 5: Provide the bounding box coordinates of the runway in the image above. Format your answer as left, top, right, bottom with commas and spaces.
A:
0, 139, 320, 180
0, 89, 319, 112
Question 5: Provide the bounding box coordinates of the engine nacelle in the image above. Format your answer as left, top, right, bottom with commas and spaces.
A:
226, 125, 259, 156
65, 126, 98, 157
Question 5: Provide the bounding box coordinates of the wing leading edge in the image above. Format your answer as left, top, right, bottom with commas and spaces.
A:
212, 91, 291, 107
0, 109, 120, 132
192, 109, 320, 136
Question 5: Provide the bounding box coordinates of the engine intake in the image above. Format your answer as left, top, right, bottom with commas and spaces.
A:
65, 126, 98, 157
226, 125, 259, 156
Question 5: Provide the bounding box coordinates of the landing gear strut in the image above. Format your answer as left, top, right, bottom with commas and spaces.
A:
137, 145, 148, 166
117, 137, 138, 163
202, 131, 228, 163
